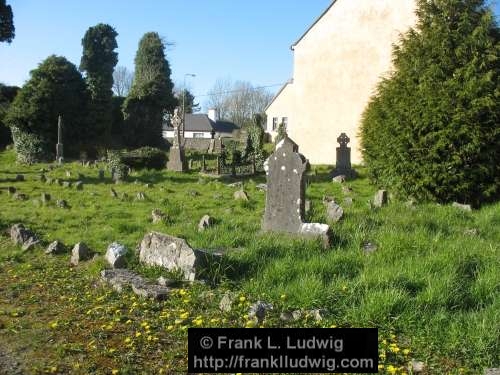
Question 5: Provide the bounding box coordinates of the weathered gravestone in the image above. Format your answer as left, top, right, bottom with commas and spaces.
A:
56, 115, 64, 164
331, 133, 356, 179
166, 107, 188, 172
262, 135, 330, 247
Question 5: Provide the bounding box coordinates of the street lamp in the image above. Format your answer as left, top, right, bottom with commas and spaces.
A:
182, 73, 196, 138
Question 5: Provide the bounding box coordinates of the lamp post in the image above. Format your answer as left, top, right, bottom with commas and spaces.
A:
182, 73, 196, 138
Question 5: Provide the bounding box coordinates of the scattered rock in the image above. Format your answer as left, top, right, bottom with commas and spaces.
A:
219, 292, 236, 312
131, 283, 170, 300
228, 181, 243, 188
344, 197, 353, 206
484, 369, 500, 375
409, 360, 426, 373
144, 183, 152, 188
363, 241, 378, 253
234, 190, 249, 201
70, 242, 92, 265
332, 175, 346, 183
188, 190, 199, 197
307, 308, 327, 321
41, 193, 51, 204
373, 190, 388, 207
15, 174, 24, 182
136, 192, 146, 201
464, 228, 479, 236
280, 310, 303, 322
9, 224, 37, 246
342, 185, 353, 195
198, 215, 214, 231
7, 186, 16, 195
256, 183, 267, 192
452, 202, 472, 211
56, 199, 69, 209
62, 181, 72, 188
13, 193, 28, 201
157, 276, 178, 287
110, 188, 118, 198
152, 209, 167, 224
21, 237, 39, 251
105, 242, 127, 268
325, 201, 344, 223
248, 301, 273, 322
74, 181, 83, 190
138, 232, 222, 281
45, 240, 65, 255
101, 269, 170, 300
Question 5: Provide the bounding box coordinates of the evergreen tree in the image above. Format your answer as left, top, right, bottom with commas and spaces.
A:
6, 55, 89, 162
122, 32, 176, 147
0, 0, 14, 43
360, 0, 499, 206
80, 23, 118, 143
0, 84, 19, 148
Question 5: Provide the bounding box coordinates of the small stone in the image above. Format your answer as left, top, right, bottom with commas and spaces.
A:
248, 301, 273, 322
307, 308, 327, 321
344, 197, 353, 206
157, 276, 177, 287
110, 188, 118, 198
7, 186, 16, 195
131, 283, 169, 300
105, 242, 127, 268
363, 241, 378, 253
452, 202, 472, 211
228, 181, 243, 188
409, 360, 426, 373
152, 209, 167, 224
464, 228, 479, 236
256, 183, 267, 192
56, 199, 69, 209
188, 190, 199, 197
373, 190, 388, 207
484, 369, 500, 375
45, 240, 65, 255
219, 292, 235, 312
136, 192, 146, 201
62, 181, 71, 188
13, 193, 28, 201
21, 237, 39, 251
41, 193, 51, 204
65, 171, 71, 178
280, 310, 303, 322
15, 174, 24, 181
325, 201, 344, 222
198, 215, 214, 231
342, 185, 353, 194
74, 181, 83, 190
10, 223, 37, 246
70, 242, 92, 265
234, 190, 249, 201
332, 175, 346, 183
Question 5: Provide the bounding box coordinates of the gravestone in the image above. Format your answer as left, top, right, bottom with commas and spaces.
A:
331, 133, 356, 179
262, 135, 330, 247
56, 115, 64, 164
166, 107, 187, 172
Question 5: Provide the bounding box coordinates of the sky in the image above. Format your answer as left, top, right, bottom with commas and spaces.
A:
1, 0, 499, 111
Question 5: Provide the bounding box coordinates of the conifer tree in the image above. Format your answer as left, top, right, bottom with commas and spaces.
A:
360, 0, 499, 205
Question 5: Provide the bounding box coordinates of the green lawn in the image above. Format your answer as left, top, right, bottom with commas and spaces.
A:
0, 149, 498, 374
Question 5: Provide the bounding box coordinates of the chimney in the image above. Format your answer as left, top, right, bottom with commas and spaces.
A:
208, 108, 218, 122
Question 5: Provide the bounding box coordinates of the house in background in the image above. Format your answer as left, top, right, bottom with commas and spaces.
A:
163, 109, 240, 151
265, 0, 417, 165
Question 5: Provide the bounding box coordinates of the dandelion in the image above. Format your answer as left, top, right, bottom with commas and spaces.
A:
49, 366, 57, 373
386, 365, 397, 374
174, 319, 183, 325
166, 325, 174, 331
245, 319, 257, 328
192, 318, 203, 326
329, 324, 337, 328
179, 289, 187, 296
209, 318, 219, 324
239, 296, 246, 302
341, 285, 348, 291
125, 319, 132, 324
403, 348, 410, 356
280, 294, 287, 300
111, 370, 119, 375
180, 312, 189, 319
135, 331, 141, 338
49, 321, 58, 329
378, 364, 384, 370
124, 337, 131, 344
108, 348, 116, 354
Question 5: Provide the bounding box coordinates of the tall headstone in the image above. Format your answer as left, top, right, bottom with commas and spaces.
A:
262, 135, 330, 247
167, 107, 187, 172
331, 133, 356, 179
56, 115, 64, 164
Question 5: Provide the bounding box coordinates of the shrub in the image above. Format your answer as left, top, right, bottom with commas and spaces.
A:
107, 150, 128, 181
121, 147, 167, 170
360, 0, 500, 206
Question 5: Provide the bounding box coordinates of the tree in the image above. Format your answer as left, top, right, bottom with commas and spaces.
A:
360, 0, 500, 206
0, 84, 19, 148
275, 121, 287, 144
206, 78, 273, 126
0, 0, 14, 43
174, 88, 200, 114
80, 24, 118, 142
6, 55, 89, 163
113, 66, 134, 97
122, 32, 176, 148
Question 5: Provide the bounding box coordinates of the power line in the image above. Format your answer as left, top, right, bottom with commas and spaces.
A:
194, 82, 286, 98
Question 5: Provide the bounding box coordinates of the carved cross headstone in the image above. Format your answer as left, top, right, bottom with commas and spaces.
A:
263, 135, 330, 247
56, 115, 64, 164
331, 132, 356, 179
167, 107, 187, 172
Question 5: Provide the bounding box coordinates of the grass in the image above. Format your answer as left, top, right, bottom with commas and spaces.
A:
0, 149, 499, 374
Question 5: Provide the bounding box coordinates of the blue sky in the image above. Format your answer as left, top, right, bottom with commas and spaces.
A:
1, 0, 499, 110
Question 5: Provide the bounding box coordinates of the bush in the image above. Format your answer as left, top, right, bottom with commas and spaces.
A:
10, 126, 48, 164
106, 150, 128, 181
121, 147, 167, 170
360, 0, 500, 206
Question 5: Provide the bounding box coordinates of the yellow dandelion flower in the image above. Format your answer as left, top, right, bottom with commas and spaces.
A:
183, 298, 191, 304
49, 366, 57, 373
342, 285, 348, 291
135, 331, 141, 338
329, 324, 337, 328
245, 319, 257, 328
209, 318, 219, 323
124, 337, 131, 344
181, 325, 188, 331
111, 370, 119, 375
387, 365, 397, 374
192, 318, 203, 326
147, 335, 153, 341
49, 321, 58, 329
180, 312, 189, 319
179, 289, 187, 296
280, 294, 287, 300
378, 364, 384, 370
141, 321, 148, 327
114, 309, 121, 314
174, 319, 183, 325
239, 296, 246, 302
403, 348, 410, 356
109, 348, 116, 353
166, 325, 174, 331
125, 319, 132, 324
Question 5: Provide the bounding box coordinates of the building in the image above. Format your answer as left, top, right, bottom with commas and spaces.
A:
265, 0, 417, 165
162, 109, 240, 140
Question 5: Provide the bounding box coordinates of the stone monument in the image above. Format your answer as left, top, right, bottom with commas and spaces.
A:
331, 133, 356, 179
262, 135, 330, 247
56, 115, 64, 164
166, 107, 187, 172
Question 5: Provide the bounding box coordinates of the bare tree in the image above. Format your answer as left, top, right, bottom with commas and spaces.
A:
112, 66, 133, 96
206, 78, 273, 127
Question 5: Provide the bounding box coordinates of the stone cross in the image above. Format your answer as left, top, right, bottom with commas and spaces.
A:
262, 135, 330, 247
331, 132, 356, 179
56, 115, 64, 164
167, 107, 187, 172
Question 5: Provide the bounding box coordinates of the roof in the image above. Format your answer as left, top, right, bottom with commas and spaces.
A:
163, 113, 239, 134
264, 79, 293, 112
291, 0, 338, 50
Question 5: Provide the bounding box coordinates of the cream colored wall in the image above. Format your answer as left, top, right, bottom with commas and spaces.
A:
266, 0, 417, 165
266, 81, 294, 137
